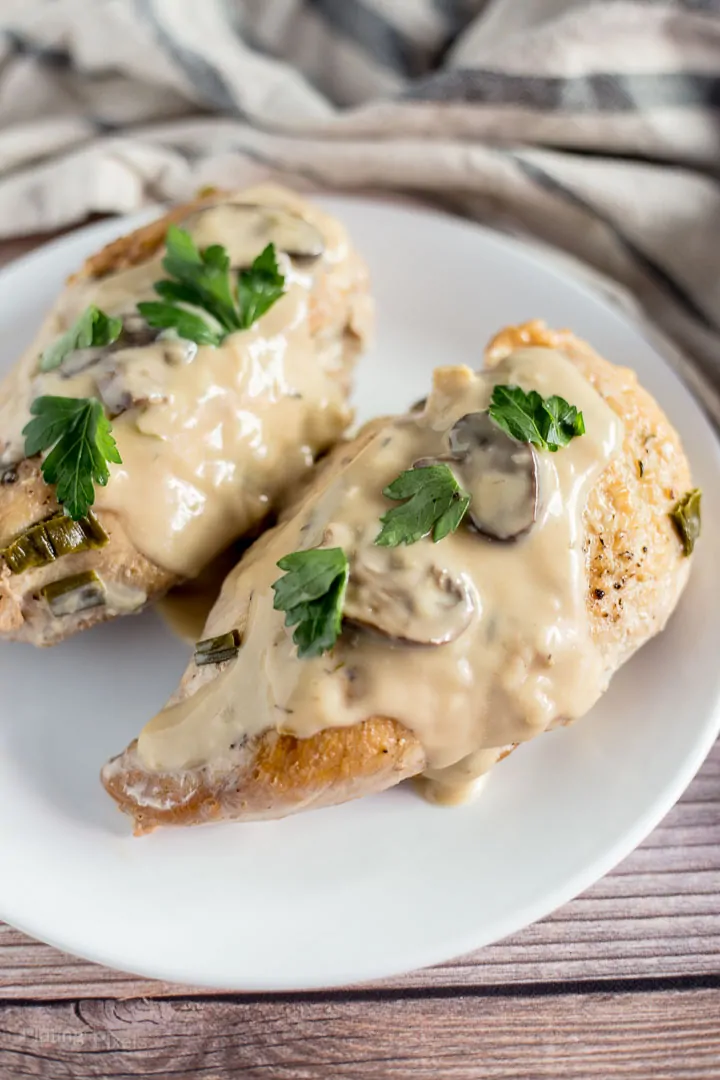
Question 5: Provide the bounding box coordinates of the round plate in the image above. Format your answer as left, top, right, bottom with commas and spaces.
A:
0, 197, 718, 991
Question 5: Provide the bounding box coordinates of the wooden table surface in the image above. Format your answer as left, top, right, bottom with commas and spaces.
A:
0, 232, 718, 1079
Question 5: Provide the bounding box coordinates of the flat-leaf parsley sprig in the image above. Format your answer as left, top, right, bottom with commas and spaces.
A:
137, 225, 285, 346
23, 396, 122, 520
489, 385, 585, 452
272, 547, 349, 659
375, 464, 470, 548
40, 305, 122, 373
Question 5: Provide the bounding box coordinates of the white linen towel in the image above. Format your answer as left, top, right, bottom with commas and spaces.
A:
0, 0, 718, 415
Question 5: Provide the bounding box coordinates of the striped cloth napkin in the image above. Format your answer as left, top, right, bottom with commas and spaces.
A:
0, 0, 718, 416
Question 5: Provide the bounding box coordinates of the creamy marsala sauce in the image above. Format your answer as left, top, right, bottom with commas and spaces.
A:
137, 348, 625, 801
0, 187, 370, 576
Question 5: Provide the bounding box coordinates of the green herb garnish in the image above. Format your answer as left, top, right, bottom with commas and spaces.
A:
194, 629, 242, 666
23, 396, 121, 520
41, 570, 107, 617
671, 488, 701, 556
1, 510, 107, 574
40, 305, 122, 372
375, 464, 470, 548
133, 301, 222, 346
193, 630, 243, 660
272, 548, 349, 659
236, 242, 286, 329
489, 385, 585, 452
137, 225, 285, 345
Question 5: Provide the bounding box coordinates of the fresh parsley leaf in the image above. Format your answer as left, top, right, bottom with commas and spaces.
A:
139, 226, 285, 345
23, 396, 89, 457
671, 488, 702, 556
375, 464, 471, 547
271, 548, 349, 659
541, 394, 586, 447
489, 385, 585, 452
22, 396, 122, 519
39, 305, 122, 372
162, 227, 238, 330
136, 301, 223, 346
153, 279, 210, 306
237, 243, 285, 329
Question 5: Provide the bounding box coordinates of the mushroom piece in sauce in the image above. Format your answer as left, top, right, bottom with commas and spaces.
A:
447, 412, 538, 541
96, 338, 197, 415
56, 314, 163, 379
187, 204, 325, 264
343, 557, 474, 646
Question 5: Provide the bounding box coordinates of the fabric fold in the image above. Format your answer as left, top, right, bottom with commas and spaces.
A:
0, 0, 717, 414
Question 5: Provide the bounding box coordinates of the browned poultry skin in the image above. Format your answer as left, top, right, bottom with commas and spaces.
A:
74, 195, 216, 282
103, 719, 426, 833
487, 322, 692, 671
102, 322, 693, 832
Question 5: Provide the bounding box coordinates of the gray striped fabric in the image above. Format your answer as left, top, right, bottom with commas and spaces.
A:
0, 0, 718, 414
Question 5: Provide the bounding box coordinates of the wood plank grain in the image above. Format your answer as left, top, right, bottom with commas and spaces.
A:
2, 740, 718, 1000
1, 987, 718, 1079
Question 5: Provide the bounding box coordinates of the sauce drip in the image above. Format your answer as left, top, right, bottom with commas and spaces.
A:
156, 543, 247, 643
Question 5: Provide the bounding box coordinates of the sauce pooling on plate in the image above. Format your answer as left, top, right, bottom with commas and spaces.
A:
137, 347, 624, 803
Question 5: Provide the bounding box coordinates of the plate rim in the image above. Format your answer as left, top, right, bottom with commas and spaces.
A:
0, 194, 719, 991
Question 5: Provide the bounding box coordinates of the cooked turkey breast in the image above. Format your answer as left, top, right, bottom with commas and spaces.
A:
103, 322, 694, 832
0, 186, 370, 645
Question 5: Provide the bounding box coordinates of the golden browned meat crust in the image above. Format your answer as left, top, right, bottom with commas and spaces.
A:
73, 194, 220, 282
486, 321, 692, 670
102, 718, 425, 832
0, 191, 366, 645
103, 321, 694, 831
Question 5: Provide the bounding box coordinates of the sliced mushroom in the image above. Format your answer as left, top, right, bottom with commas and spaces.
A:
118, 313, 165, 349
57, 346, 111, 378
56, 315, 163, 379
447, 412, 538, 541
344, 558, 474, 645
185, 204, 325, 265
97, 339, 197, 415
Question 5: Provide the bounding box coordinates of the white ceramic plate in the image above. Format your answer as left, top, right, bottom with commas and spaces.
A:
0, 197, 718, 991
